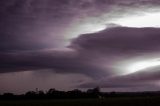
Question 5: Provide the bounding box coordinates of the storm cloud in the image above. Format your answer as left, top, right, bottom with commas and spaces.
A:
1, 0, 160, 93
0, 0, 160, 51
80, 66, 160, 92
2, 27, 160, 81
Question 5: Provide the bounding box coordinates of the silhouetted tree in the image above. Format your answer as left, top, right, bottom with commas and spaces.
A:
25, 91, 37, 99
2, 93, 14, 99
47, 88, 56, 95
87, 87, 100, 98
38, 90, 45, 95
1, 87, 160, 100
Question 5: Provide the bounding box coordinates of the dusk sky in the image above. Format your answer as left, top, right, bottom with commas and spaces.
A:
1, 0, 160, 94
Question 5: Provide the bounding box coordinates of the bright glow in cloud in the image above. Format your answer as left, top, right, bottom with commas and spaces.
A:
126, 58, 160, 74
113, 12, 160, 28
64, 22, 106, 46
80, 23, 106, 34
68, 23, 106, 38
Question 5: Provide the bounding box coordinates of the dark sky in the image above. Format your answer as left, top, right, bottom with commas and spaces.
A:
1, 0, 160, 94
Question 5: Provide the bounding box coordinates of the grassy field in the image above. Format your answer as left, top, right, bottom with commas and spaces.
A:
0, 97, 160, 106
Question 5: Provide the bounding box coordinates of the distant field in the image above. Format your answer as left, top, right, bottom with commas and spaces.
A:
0, 97, 160, 106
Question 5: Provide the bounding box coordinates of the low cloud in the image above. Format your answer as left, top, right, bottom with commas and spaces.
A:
79, 66, 160, 91
2, 27, 160, 81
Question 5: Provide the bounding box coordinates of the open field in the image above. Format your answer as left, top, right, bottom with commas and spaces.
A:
0, 97, 160, 106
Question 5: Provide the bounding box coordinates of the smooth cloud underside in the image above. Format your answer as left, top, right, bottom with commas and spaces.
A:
71, 27, 160, 53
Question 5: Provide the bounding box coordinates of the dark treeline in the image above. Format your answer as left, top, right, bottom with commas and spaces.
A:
1, 87, 160, 100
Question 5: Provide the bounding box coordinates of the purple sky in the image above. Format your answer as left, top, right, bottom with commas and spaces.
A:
1, 0, 160, 94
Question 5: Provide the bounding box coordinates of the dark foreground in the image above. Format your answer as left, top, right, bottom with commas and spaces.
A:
0, 97, 160, 106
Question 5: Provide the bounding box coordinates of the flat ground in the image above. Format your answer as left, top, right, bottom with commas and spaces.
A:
0, 97, 160, 106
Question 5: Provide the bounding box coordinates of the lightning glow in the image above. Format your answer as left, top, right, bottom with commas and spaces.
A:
113, 12, 160, 28
64, 22, 106, 46
126, 59, 160, 74
68, 23, 106, 38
